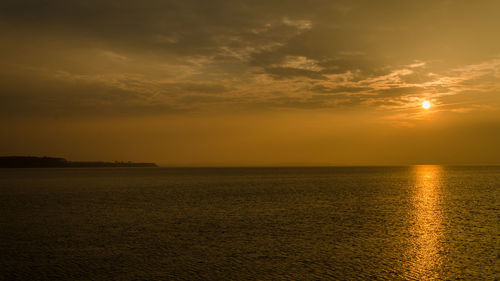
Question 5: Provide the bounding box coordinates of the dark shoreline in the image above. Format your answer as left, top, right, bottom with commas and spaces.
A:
0, 156, 157, 168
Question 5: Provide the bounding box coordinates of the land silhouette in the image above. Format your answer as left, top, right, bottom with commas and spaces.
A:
0, 156, 157, 168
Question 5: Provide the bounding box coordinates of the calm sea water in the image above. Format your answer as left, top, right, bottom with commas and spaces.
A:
0, 166, 498, 280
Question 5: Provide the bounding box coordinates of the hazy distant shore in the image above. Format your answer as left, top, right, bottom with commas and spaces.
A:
0, 156, 157, 168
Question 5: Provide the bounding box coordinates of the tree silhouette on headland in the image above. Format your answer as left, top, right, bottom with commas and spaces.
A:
0, 156, 157, 168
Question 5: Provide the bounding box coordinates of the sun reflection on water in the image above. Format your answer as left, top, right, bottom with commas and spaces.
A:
405, 165, 445, 280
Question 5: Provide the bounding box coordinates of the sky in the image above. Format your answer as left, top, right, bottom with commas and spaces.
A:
1, 0, 500, 166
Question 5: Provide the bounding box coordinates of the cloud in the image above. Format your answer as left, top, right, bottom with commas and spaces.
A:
1, 0, 500, 120
263, 67, 327, 80
310, 85, 371, 94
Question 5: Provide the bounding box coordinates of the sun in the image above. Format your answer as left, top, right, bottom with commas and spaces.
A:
422, 101, 431, 109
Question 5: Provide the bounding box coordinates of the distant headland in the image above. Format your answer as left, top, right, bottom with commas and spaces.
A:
0, 156, 157, 168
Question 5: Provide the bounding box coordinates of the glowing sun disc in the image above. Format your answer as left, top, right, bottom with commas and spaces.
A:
422, 101, 431, 109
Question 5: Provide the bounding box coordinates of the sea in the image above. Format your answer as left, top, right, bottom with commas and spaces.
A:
0, 166, 498, 280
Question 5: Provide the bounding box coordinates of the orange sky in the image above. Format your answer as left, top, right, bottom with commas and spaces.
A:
1, 0, 499, 165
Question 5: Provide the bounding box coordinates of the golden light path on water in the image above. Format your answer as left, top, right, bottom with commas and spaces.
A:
406, 165, 445, 280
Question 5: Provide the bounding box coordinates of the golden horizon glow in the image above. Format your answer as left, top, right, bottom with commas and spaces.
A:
422, 101, 431, 109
